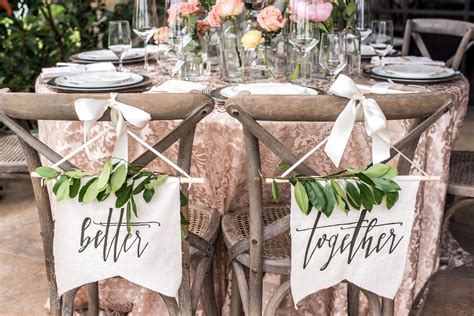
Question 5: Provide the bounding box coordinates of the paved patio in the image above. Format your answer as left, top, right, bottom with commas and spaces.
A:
0, 107, 473, 315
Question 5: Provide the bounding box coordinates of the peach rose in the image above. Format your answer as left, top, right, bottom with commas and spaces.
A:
207, 8, 222, 27
154, 27, 169, 44
213, 0, 244, 18
291, 0, 332, 23
257, 6, 286, 32
178, 1, 204, 17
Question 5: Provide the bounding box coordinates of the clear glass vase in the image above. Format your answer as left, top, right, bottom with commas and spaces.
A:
182, 36, 209, 81
219, 20, 243, 82
249, 44, 276, 81
343, 25, 362, 77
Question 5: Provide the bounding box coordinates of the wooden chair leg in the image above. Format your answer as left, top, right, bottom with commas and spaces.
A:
232, 261, 250, 316
361, 289, 382, 316
263, 280, 291, 316
192, 257, 209, 314
61, 287, 80, 316
347, 283, 360, 316
230, 269, 243, 316
382, 298, 394, 316
202, 258, 219, 316
87, 282, 99, 316
161, 295, 180, 316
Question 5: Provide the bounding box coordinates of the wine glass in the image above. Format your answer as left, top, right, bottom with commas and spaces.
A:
288, 0, 319, 88
108, 21, 132, 72
319, 33, 347, 85
370, 20, 393, 58
133, 0, 159, 71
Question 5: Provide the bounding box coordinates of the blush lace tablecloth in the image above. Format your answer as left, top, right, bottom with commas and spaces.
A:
36, 65, 469, 315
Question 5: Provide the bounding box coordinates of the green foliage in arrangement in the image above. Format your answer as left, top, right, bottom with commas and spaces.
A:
35, 159, 189, 235
272, 163, 402, 216
0, 0, 133, 92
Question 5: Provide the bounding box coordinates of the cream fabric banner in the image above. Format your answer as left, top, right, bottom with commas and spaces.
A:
291, 179, 421, 305
53, 176, 182, 297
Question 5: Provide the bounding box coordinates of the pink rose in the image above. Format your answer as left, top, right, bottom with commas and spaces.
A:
197, 20, 210, 36
207, 8, 222, 27
213, 0, 244, 18
257, 6, 286, 32
178, 1, 204, 17
291, 0, 332, 23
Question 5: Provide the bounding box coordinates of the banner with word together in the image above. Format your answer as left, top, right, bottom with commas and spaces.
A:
290, 180, 421, 305
53, 176, 182, 297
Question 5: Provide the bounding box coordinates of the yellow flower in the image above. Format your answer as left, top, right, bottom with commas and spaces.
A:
241, 30, 262, 50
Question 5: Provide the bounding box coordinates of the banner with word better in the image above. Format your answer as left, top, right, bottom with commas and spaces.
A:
53, 176, 182, 297
290, 180, 421, 305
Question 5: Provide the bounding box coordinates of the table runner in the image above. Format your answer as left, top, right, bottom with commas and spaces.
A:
36, 66, 469, 315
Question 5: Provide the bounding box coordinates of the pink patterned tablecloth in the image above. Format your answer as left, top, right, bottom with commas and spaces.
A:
36, 65, 469, 315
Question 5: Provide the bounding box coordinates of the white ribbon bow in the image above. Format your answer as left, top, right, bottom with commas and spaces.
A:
324, 75, 391, 167
74, 93, 151, 164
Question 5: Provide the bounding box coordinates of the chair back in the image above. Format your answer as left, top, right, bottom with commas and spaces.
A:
402, 18, 474, 70
0, 92, 214, 316
224, 91, 453, 314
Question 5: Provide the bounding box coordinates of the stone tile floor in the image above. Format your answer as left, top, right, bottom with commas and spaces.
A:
0, 107, 473, 315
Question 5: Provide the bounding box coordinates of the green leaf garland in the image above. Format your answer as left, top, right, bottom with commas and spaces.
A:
273, 163, 403, 217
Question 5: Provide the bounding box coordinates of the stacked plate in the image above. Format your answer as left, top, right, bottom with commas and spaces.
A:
365, 64, 459, 83
211, 83, 318, 101
70, 48, 146, 64
361, 45, 398, 59
47, 71, 151, 93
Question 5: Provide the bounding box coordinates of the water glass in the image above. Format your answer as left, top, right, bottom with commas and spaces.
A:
108, 21, 132, 72
133, 0, 159, 71
370, 20, 393, 56
288, 0, 319, 87
319, 33, 347, 85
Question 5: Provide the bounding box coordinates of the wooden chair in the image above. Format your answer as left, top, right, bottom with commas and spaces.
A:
222, 91, 453, 315
0, 92, 220, 316
401, 18, 474, 70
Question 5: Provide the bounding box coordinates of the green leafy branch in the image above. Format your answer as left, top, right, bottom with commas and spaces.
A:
35, 159, 189, 235
271, 163, 402, 217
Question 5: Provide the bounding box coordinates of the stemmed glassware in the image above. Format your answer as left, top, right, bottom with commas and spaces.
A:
133, 0, 159, 71
370, 20, 394, 58
108, 21, 132, 72
288, 0, 319, 88
319, 33, 347, 85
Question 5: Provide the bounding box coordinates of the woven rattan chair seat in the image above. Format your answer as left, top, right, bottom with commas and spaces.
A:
0, 134, 28, 174
188, 204, 220, 243
448, 151, 474, 197
222, 204, 291, 274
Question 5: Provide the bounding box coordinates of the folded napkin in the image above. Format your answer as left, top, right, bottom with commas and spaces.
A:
356, 82, 429, 94
147, 80, 205, 93
371, 56, 445, 67
41, 62, 116, 79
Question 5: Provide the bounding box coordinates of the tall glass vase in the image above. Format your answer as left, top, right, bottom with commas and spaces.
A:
183, 36, 209, 81
219, 19, 243, 82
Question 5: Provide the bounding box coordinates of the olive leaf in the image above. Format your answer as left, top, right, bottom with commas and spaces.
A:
372, 178, 401, 193
64, 169, 89, 179
363, 164, 398, 180
110, 163, 127, 192
345, 181, 361, 210
277, 162, 290, 172
96, 159, 112, 191
115, 184, 132, 208
386, 191, 399, 209
53, 175, 68, 195
331, 180, 349, 213
357, 182, 374, 212
180, 191, 188, 207
294, 180, 310, 215
145, 174, 168, 190
322, 183, 335, 217
79, 178, 97, 203
143, 188, 155, 203
56, 178, 71, 201
309, 181, 326, 212
83, 178, 99, 204
69, 178, 81, 198
35, 166, 59, 179
271, 180, 280, 202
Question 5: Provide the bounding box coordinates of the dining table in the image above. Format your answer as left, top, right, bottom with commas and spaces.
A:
35, 61, 469, 315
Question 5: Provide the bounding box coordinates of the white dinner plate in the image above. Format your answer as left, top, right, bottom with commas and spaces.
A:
55, 72, 144, 89
371, 65, 455, 79
220, 83, 318, 98
361, 45, 396, 56
77, 48, 145, 61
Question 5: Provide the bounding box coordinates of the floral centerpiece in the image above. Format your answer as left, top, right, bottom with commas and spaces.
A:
207, 0, 245, 82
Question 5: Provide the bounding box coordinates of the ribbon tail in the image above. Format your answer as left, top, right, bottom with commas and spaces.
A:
371, 129, 391, 164
324, 100, 357, 167
111, 109, 129, 166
